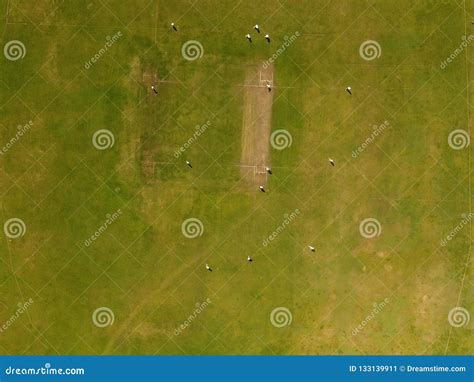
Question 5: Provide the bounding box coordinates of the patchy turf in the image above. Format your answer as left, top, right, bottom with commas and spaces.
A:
0, 0, 472, 356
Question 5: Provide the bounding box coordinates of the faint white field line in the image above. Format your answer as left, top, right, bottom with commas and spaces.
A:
8, 0, 470, 358
285, 169, 474, 353
159, 1, 469, 355
0, 0, 191, 356
205, 160, 393, 354
444, 0, 472, 355
236, 84, 296, 89
1, 207, 60, 355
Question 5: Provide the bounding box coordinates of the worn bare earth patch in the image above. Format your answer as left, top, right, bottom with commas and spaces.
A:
240, 63, 274, 186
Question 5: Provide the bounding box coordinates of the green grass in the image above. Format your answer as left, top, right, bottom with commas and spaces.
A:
0, 0, 472, 355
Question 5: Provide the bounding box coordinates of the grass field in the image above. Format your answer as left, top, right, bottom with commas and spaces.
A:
0, 0, 472, 355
